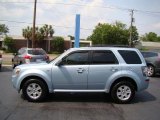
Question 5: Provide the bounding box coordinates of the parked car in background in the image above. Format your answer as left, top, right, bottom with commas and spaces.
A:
141, 51, 160, 77
12, 48, 49, 68
0, 54, 2, 70
11, 47, 149, 104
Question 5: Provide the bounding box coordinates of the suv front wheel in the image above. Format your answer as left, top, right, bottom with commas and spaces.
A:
111, 81, 135, 104
22, 79, 48, 102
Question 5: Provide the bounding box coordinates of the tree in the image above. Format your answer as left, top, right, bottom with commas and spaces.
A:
130, 26, 139, 41
87, 21, 139, 46
22, 24, 54, 48
41, 24, 54, 52
140, 32, 159, 42
51, 37, 64, 53
88, 21, 131, 45
0, 24, 9, 35
68, 35, 75, 40
4, 36, 15, 52
22, 26, 32, 47
41, 24, 54, 37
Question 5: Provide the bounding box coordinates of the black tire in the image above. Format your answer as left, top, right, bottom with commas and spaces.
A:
147, 65, 155, 77
12, 62, 16, 69
22, 79, 48, 102
111, 81, 135, 104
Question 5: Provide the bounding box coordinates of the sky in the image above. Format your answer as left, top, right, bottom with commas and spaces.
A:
0, 0, 160, 39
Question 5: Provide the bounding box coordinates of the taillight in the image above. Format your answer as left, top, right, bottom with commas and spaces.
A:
24, 55, 32, 59
45, 55, 49, 60
141, 66, 148, 76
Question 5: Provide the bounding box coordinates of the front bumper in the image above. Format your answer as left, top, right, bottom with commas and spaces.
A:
11, 75, 20, 91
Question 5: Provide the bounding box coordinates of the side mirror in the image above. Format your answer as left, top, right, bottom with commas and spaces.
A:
13, 53, 17, 56
56, 59, 63, 66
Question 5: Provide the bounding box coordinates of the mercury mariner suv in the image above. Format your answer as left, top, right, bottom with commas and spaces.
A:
11, 47, 149, 104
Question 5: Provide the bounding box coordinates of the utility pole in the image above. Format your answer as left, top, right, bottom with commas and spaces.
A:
32, 0, 37, 48
129, 9, 134, 47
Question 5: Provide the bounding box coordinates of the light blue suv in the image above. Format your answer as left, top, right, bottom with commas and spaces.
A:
11, 47, 149, 103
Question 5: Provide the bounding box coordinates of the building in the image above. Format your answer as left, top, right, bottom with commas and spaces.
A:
0, 35, 92, 52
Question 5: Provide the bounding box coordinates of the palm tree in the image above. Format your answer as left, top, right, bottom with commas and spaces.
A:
22, 26, 32, 47
42, 24, 54, 52
22, 25, 54, 49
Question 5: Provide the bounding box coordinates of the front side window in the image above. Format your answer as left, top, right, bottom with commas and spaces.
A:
62, 51, 89, 65
118, 50, 142, 64
92, 50, 118, 64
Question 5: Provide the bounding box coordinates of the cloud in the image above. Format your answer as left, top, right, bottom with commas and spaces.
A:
153, 22, 160, 29
0, 6, 27, 19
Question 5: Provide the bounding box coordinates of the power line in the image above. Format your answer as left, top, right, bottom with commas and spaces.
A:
1, 1, 160, 15
0, 19, 93, 31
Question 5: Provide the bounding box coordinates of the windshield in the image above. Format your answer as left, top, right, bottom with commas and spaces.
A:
48, 55, 60, 63
28, 49, 46, 55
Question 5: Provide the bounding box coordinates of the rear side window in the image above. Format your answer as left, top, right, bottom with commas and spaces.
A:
92, 50, 118, 64
28, 49, 46, 55
141, 52, 158, 58
118, 50, 142, 64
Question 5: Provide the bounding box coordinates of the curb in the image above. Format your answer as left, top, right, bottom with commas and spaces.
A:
2, 65, 12, 67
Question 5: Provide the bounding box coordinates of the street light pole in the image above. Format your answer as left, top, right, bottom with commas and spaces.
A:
32, 0, 37, 48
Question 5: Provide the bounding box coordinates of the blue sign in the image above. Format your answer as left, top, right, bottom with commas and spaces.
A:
74, 14, 80, 48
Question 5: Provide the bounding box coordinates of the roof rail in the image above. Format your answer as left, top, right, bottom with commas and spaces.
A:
91, 44, 130, 48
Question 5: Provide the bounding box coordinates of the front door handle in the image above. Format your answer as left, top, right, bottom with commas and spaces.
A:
77, 68, 85, 73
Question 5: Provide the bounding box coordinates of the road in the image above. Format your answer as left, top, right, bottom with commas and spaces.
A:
0, 67, 160, 120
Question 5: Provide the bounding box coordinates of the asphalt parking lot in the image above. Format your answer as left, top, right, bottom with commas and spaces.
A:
0, 66, 160, 120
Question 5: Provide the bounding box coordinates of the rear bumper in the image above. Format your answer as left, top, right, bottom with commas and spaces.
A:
139, 78, 150, 91
155, 68, 160, 73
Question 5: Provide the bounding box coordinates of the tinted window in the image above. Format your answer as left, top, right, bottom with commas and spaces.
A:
28, 49, 46, 55
62, 51, 89, 65
141, 52, 158, 58
92, 50, 118, 64
118, 50, 142, 64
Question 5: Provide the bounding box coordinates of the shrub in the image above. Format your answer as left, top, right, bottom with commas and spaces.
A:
51, 37, 64, 53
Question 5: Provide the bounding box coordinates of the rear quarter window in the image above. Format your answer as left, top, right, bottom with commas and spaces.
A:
118, 50, 142, 64
141, 52, 158, 58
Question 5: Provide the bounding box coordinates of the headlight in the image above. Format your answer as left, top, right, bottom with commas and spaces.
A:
14, 68, 21, 76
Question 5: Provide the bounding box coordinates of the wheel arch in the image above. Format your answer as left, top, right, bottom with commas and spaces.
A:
147, 63, 155, 67
20, 76, 49, 93
109, 77, 138, 93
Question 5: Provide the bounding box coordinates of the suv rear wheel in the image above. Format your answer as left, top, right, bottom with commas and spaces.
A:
22, 79, 48, 102
111, 81, 135, 104
147, 65, 155, 77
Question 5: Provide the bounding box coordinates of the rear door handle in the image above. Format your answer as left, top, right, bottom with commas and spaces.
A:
111, 68, 118, 72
